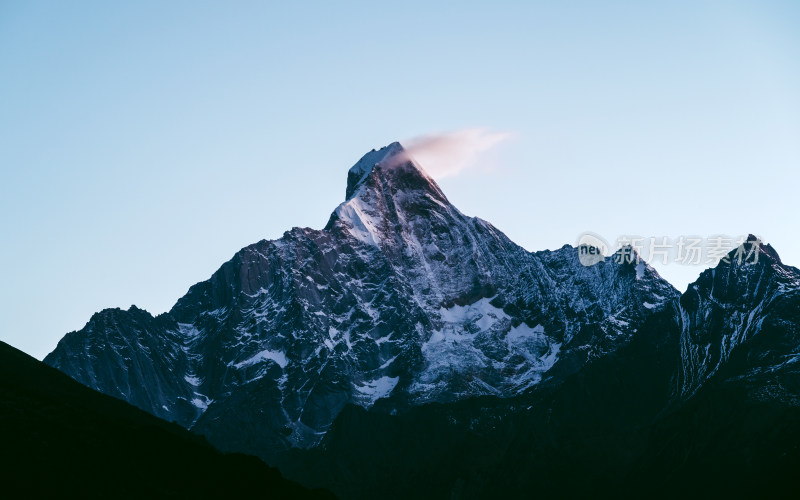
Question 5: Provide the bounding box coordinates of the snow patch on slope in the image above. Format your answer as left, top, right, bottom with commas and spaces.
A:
412, 298, 561, 401
233, 349, 288, 369
353, 376, 399, 408
335, 197, 383, 247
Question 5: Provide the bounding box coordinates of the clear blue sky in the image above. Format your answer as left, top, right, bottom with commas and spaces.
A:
2, 1, 799, 359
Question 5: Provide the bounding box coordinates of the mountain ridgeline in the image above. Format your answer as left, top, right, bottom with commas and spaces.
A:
45, 143, 800, 497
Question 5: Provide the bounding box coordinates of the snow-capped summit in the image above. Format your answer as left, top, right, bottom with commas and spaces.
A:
332, 142, 450, 249
347, 142, 404, 182
344, 141, 442, 201
346, 141, 407, 198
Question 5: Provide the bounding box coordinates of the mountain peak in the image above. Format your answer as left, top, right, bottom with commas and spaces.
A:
330, 142, 451, 246
348, 142, 406, 175
730, 235, 782, 266
346, 142, 409, 199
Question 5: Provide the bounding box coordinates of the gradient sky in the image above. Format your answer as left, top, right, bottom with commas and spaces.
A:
2, 0, 799, 359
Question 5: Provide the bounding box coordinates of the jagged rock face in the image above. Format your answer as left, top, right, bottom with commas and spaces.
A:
277, 242, 800, 499
677, 237, 800, 399
45, 142, 678, 461
43, 306, 201, 425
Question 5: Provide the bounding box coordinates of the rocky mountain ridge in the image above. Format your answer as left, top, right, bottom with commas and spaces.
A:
44, 144, 800, 498
46, 143, 677, 460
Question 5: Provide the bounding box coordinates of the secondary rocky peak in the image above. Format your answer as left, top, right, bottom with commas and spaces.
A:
738, 234, 782, 265
691, 236, 786, 288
